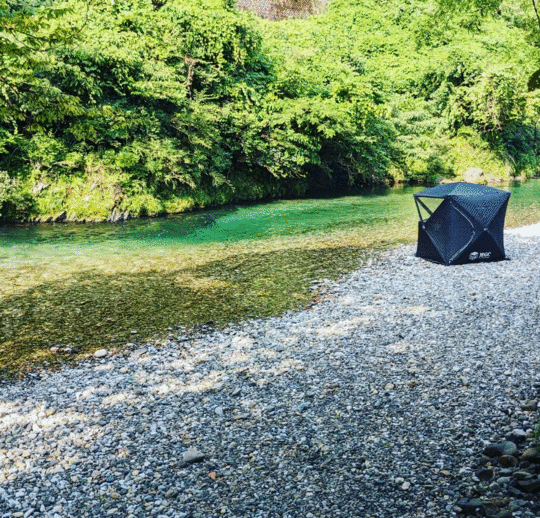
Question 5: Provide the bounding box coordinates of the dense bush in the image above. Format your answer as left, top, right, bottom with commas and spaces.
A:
0, 0, 539, 221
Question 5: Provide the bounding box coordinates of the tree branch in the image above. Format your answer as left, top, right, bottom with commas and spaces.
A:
532, 0, 540, 34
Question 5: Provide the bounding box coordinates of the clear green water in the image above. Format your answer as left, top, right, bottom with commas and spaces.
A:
1, 180, 539, 376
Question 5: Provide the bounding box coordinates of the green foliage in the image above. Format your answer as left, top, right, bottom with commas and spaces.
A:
436, 0, 501, 17
442, 66, 527, 134
0, 0, 85, 127
0, 169, 15, 216
1, 0, 540, 221
0, 169, 31, 219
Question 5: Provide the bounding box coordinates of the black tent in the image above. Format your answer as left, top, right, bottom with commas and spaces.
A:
414, 182, 511, 265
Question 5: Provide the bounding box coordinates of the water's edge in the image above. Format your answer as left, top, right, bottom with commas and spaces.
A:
1, 180, 539, 377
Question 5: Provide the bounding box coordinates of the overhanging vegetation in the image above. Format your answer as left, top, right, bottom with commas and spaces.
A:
1, 0, 539, 222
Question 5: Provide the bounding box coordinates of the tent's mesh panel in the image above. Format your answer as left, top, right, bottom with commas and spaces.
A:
425, 200, 474, 262
236, 0, 329, 20
451, 194, 508, 228
487, 199, 510, 252
446, 203, 475, 260
418, 197, 443, 218
424, 202, 450, 259
417, 223, 444, 263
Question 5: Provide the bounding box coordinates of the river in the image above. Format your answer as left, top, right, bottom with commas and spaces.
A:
1, 180, 539, 375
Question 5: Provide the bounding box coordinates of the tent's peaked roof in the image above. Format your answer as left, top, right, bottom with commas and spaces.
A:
414, 182, 510, 199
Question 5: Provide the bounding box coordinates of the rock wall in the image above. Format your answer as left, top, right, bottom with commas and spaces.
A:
236, 0, 329, 20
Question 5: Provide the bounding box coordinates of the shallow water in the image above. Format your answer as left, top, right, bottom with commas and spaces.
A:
1, 180, 539, 375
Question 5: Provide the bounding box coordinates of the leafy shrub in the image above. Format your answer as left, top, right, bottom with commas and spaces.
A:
1, 0, 540, 221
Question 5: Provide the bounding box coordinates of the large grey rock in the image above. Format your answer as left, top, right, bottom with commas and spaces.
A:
461, 168, 484, 183
507, 429, 528, 443
107, 207, 130, 222
483, 442, 517, 458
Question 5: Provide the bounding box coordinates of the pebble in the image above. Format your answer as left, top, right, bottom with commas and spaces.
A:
508, 429, 528, 443
182, 448, 205, 464
1, 234, 539, 518
93, 349, 107, 358
521, 400, 538, 412
499, 455, 518, 468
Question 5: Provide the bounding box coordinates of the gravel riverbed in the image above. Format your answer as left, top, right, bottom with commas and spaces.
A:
1, 232, 540, 518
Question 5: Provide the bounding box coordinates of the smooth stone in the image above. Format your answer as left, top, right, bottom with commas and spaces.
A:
182, 448, 205, 464
513, 471, 533, 480
165, 489, 178, 499
521, 448, 540, 463
511, 499, 528, 507
483, 502, 500, 518
475, 468, 494, 481
483, 442, 517, 458
507, 429, 528, 443
478, 455, 491, 466
520, 400, 538, 412
499, 455, 518, 468
94, 349, 108, 358
508, 486, 524, 497
516, 477, 540, 493
499, 469, 515, 476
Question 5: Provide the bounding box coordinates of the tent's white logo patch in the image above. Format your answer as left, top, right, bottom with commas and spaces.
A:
469, 251, 491, 261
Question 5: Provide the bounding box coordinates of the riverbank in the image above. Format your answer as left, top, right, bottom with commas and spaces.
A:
1, 230, 539, 517
507, 222, 540, 237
